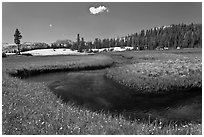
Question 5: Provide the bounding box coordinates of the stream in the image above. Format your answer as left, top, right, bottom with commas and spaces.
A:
26, 70, 202, 124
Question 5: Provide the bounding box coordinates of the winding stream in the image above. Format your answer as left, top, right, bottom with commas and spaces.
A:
26, 70, 202, 124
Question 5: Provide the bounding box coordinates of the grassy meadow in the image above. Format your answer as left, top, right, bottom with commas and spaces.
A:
2, 49, 202, 135
106, 50, 202, 94
4, 55, 113, 78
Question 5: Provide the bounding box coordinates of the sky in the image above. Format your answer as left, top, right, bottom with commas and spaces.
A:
2, 2, 202, 44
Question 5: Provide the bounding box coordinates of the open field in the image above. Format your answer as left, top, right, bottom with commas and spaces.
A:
4, 55, 113, 78
2, 49, 202, 135
105, 49, 202, 94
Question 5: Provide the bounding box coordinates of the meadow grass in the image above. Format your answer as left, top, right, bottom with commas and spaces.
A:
106, 57, 201, 94
2, 51, 202, 135
103, 48, 202, 65
4, 55, 113, 78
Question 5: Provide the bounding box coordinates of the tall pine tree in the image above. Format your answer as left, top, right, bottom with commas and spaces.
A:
14, 28, 22, 54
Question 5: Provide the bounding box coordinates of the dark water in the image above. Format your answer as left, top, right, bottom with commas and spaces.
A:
26, 70, 202, 124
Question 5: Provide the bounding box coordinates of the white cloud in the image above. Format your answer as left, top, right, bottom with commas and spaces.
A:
89, 6, 109, 15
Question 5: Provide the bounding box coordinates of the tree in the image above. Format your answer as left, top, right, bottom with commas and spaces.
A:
99, 39, 102, 49
77, 34, 80, 51
93, 38, 99, 49
78, 37, 85, 52
14, 28, 22, 54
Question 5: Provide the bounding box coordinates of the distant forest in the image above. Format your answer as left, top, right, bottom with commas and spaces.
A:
17, 23, 202, 52
68, 23, 202, 51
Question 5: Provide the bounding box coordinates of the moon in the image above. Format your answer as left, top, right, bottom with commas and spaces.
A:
49, 24, 52, 27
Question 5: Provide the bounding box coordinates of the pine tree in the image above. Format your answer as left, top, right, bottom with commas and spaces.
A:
94, 38, 99, 49
76, 33, 81, 51
79, 37, 85, 52
77, 34, 80, 46
14, 28, 22, 54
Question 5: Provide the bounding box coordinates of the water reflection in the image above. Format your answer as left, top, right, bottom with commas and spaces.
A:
26, 70, 202, 124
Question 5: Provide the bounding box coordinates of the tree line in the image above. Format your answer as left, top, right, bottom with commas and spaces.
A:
70, 23, 201, 52
13, 23, 202, 54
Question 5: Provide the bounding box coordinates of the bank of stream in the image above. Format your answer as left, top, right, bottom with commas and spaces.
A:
25, 69, 202, 124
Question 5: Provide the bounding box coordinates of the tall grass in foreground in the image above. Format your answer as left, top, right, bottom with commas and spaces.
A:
2, 53, 202, 135
2, 76, 202, 134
